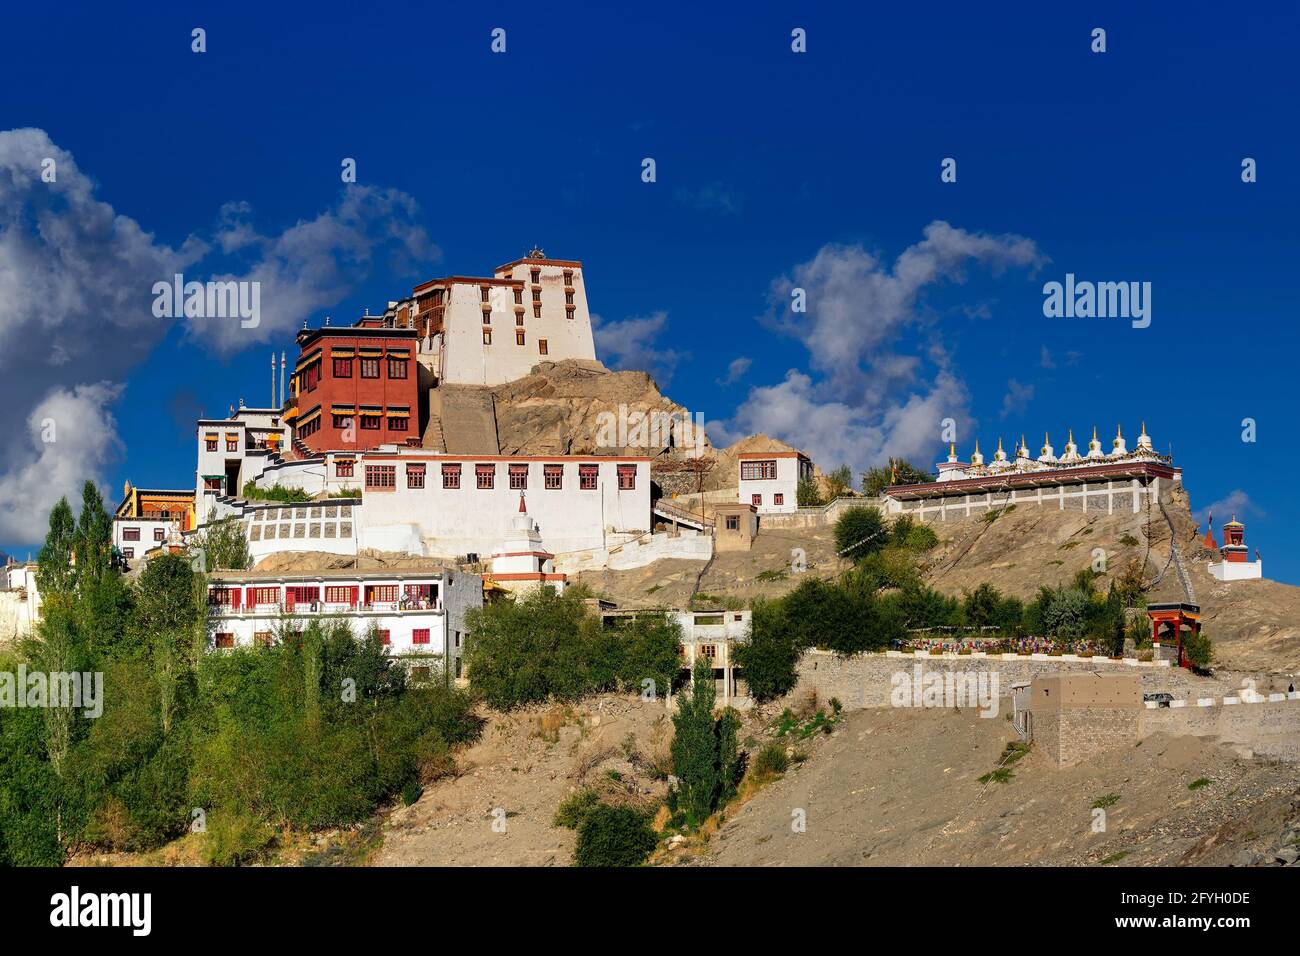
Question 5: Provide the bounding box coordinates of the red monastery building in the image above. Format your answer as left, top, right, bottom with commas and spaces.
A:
285, 323, 421, 455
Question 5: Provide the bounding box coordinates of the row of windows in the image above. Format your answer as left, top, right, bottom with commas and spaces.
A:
740, 459, 779, 481
119, 527, 168, 542
331, 412, 409, 432
331, 357, 408, 379
481, 329, 550, 352
360, 462, 638, 492
752, 493, 784, 506
213, 628, 431, 649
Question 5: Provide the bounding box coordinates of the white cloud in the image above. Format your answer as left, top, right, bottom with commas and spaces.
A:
715, 223, 1040, 475
0, 127, 436, 546
0, 384, 123, 543
591, 310, 685, 386
1195, 489, 1262, 527
1000, 379, 1035, 419
716, 356, 751, 386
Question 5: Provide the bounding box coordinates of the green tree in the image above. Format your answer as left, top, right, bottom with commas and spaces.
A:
36, 497, 77, 602
862, 459, 935, 498
834, 506, 888, 562
796, 476, 823, 507
73, 481, 114, 588
732, 599, 800, 702
1182, 627, 1213, 669
670, 657, 741, 827
189, 509, 251, 571
825, 465, 854, 498
574, 805, 657, 867
961, 583, 1003, 629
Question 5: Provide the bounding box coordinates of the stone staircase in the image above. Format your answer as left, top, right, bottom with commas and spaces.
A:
422, 412, 447, 452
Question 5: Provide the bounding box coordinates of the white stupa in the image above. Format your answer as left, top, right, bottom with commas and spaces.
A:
489, 494, 567, 594
1085, 425, 1105, 460
1037, 432, 1057, 465
1108, 423, 1128, 458
988, 437, 1012, 471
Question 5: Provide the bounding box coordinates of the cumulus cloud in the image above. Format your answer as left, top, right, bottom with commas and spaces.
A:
715, 222, 1041, 475
1195, 489, 1262, 527
0, 127, 435, 545
591, 310, 685, 386
715, 356, 751, 386
0, 384, 123, 543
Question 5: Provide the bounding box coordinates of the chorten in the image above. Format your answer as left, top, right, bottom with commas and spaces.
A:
1059, 429, 1081, 463
1208, 515, 1262, 582
1037, 431, 1057, 464
1109, 423, 1128, 457
489, 494, 567, 594
1085, 426, 1105, 459
1134, 421, 1157, 458
989, 437, 1011, 471
970, 440, 985, 467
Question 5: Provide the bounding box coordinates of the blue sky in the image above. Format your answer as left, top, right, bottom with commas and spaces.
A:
1, 1, 1296, 581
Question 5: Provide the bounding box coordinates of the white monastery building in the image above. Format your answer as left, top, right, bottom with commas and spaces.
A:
736, 451, 813, 514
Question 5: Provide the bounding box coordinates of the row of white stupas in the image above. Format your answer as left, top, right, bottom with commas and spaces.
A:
935, 424, 1164, 481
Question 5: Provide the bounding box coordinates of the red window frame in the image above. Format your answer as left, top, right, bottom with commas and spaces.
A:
367, 585, 398, 604
204, 477, 222, 492
774, 493, 784, 506
333, 358, 353, 377
336, 460, 354, 478
752, 494, 762, 506
508, 464, 528, 490
365, 465, 396, 491
359, 358, 380, 378
475, 464, 495, 489
387, 358, 408, 379
544, 464, 563, 489
377, 629, 390, 645
215, 633, 235, 648
740, 459, 778, 481
617, 464, 636, 490
412, 628, 431, 646
122, 527, 140, 541
442, 463, 461, 489
251, 587, 280, 606
407, 464, 426, 489
579, 464, 598, 490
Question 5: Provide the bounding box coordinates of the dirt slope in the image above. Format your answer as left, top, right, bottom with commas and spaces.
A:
699, 707, 1298, 867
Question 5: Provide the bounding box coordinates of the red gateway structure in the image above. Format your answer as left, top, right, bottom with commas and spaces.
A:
285, 323, 421, 454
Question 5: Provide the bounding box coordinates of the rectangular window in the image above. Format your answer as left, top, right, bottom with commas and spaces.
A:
412, 628, 431, 645
365, 465, 396, 491
332, 414, 352, 429
122, 527, 141, 541
325, 586, 356, 604
579, 463, 598, 490
154, 528, 166, 541
533, 305, 541, 318
752, 494, 762, 506
566, 308, 575, 321
251, 587, 280, 605
531, 269, 540, 283
226, 439, 238, 452
544, 464, 563, 490
476, 464, 495, 489
254, 631, 273, 647
725, 515, 739, 530
209, 587, 235, 606
388, 415, 408, 431
740, 459, 778, 481
480, 286, 491, 303
206, 438, 217, 452
565, 291, 574, 305
508, 464, 528, 490
204, 478, 222, 492
333, 357, 353, 377
407, 464, 425, 489
442, 463, 461, 489
538, 339, 548, 355
532, 288, 541, 302
301, 363, 321, 391
336, 460, 354, 478
359, 358, 380, 378
215, 633, 235, 649
515, 313, 524, 326
378, 629, 390, 645
617, 464, 636, 490
483, 329, 492, 345
122, 548, 134, 559
514, 289, 523, 304
388, 358, 408, 379
368, 585, 398, 604
515, 330, 525, 346
563, 271, 573, 285
360, 414, 381, 430
774, 493, 784, 506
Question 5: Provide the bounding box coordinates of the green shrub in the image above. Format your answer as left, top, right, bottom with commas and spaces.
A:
203, 809, 276, 866
834, 506, 887, 562
574, 805, 657, 867
554, 788, 602, 829
401, 781, 423, 806
750, 744, 790, 781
